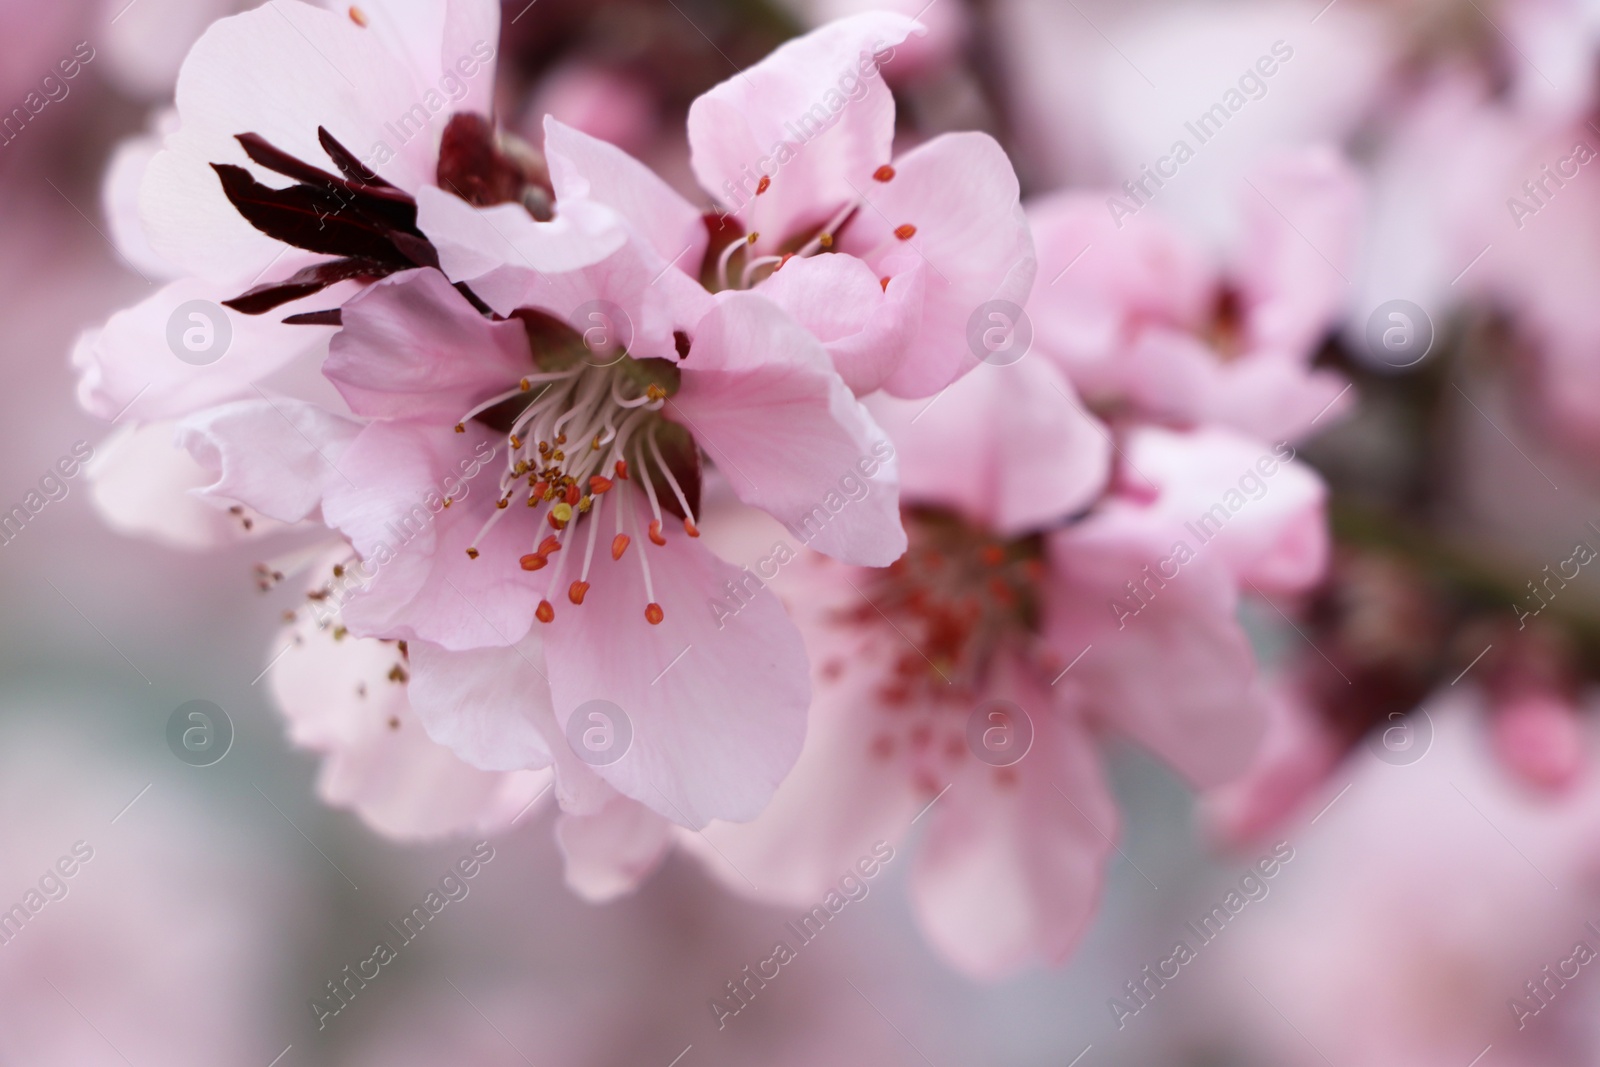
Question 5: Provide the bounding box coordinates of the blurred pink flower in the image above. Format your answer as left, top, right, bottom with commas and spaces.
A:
1029, 147, 1361, 442
684, 381, 1327, 977
0, 728, 299, 1066
1184, 695, 1600, 1067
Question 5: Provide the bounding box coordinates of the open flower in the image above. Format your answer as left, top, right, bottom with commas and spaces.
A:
1028, 147, 1360, 442
684, 368, 1325, 975
181, 265, 904, 826
420, 11, 1034, 398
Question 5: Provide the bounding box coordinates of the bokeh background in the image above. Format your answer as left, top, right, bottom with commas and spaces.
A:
7, 0, 1600, 1064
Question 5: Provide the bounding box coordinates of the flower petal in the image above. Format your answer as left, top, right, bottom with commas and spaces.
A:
845, 132, 1036, 399
754, 251, 922, 394
542, 530, 810, 828
867, 357, 1111, 535
543, 115, 706, 268
324, 268, 533, 421
671, 291, 906, 566
912, 676, 1116, 978
555, 793, 674, 902
1043, 521, 1267, 787
73, 277, 337, 424
177, 397, 363, 523
271, 605, 551, 839
686, 12, 919, 250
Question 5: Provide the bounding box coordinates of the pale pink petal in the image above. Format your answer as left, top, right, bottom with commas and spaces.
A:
405, 632, 559, 772
686, 12, 920, 249
141, 0, 460, 283
753, 251, 922, 394
542, 531, 810, 828
1110, 425, 1329, 595
690, 559, 924, 899
102, 115, 181, 280
912, 664, 1116, 978
177, 397, 363, 522
555, 793, 674, 902
324, 268, 533, 421
270, 604, 552, 839
866, 357, 1110, 535
1044, 521, 1267, 787
543, 116, 706, 268
1026, 191, 1213, 399
73, 277, 336, 423
672, 291, 905, 566
1200, 678, 1343, 847
1236, 146, 1362, 362
845, 132, 1036, 398
316, 421, 545, 649
417, 186, 707, 359
86, 422, 279, 549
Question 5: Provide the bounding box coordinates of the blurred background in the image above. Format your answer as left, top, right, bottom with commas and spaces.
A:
7, 0, 1600, 1063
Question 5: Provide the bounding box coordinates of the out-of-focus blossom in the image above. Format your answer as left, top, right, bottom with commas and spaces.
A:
269, 552, 552, 840
1179, 696, 1600, 1067
1029, 147, 1361, 442
0, 727, 298, 1066
685, 370, 1328, 976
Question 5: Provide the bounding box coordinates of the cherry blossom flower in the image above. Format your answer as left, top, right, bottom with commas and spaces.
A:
1028, 147, 1361, 442
1178, 696, 1600, 1067
181, 265, 903, 827
683, 370, 1327, 976
423, 11, 1034, 398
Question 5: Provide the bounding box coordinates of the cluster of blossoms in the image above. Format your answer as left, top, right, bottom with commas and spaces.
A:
74, 0, 1346, 978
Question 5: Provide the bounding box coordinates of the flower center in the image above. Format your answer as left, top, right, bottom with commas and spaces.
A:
839, 508, 1046, 703
703, 163, 916, 293
457, 337, 700, 627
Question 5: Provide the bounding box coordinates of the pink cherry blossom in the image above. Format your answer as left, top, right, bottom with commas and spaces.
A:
685, 386, 1327, 976
1029, 147, 1361, 442
181, 267, 904, 827
423, 12, 1034, 398
1180, 696, 1600, 1067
